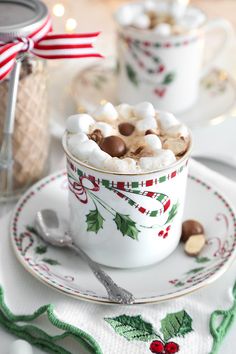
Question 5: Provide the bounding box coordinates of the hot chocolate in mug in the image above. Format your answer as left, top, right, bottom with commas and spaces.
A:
63, 135, 192, 269
116, 4, 233, 113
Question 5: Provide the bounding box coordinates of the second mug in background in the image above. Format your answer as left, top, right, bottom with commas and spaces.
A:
115, 1, 234, 113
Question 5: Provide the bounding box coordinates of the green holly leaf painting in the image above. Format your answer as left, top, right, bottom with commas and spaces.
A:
114, 213, 139, 240
86, 208, 105, 234
126, 64, 138, 86
160, 310, 193, 341
162, 72, 175, 85
42, 258, 60, 266
26, 225, 40, 237
175, 281, 185, 287
165, 202, 179, 225
105, 315, 156, 342
196, 256, 210, 263
186, 267, 204, 275
35, 245, 47, 254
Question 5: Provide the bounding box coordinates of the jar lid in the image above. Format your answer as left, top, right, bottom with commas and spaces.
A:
0, 0, 48, 41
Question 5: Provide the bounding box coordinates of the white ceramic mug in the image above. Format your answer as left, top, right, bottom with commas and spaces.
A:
116, 7, 234, 113
63, 134, 192, 268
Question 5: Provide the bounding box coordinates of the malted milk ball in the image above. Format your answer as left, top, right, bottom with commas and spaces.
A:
100, 136, 127, 157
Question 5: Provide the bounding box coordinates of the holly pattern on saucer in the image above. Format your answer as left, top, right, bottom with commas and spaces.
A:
169, 176, 236, 289
105, 310, 193, 353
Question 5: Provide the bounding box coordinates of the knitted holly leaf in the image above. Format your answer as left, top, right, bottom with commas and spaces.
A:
162, 72, 175, 85
126, 64, 138, 86
160, 310, 193, 341
86, 208, 104, 234
165, 202, 179, 225
114, 213, 139, 240
105, 315, 156, 341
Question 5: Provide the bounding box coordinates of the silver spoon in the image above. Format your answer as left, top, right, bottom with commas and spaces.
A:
35, 209, 135, 305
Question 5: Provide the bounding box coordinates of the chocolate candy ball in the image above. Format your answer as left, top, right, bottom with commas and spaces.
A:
89, 129, 103, 144
145, 129, 156, 135
118, 122, 135, 136
100, 135, 127, 157
181, 219, 204, 243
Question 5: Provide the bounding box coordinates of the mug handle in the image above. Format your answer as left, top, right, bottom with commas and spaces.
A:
201, 18, 235, 78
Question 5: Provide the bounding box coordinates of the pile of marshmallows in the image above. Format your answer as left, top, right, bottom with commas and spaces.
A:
66, 101, 190, 173
115, 0, 206, 35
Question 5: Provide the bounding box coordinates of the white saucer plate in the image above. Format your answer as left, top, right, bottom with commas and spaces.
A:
71, 63, 236, 129
11, 171, 236, 305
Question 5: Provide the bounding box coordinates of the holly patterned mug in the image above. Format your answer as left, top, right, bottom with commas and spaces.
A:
115, 8, 233, 113
63, 135, 192, 268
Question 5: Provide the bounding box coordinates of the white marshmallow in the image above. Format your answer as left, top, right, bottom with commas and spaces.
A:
104, 157, 137, 173
154, 1, 168, 13
115, 3, 143, 26
143, 0, 158, 12
136, 117, 157, 132
144, 134, 162, 150
115, 6, 136, 27
134, 102, 156, 119
140, 149, 176, 170
166, 123, 189, 138
88, 149, 111, 169
179, 9, 206, 29
154, 23, 172, 36
69, 139, 99, 160
9, 340, 33, 354
116, 103, 134, 119
132, 13, 151, 30
158, 111, 179, 130
67, 133, 89, 157
93, 102, 118, 122
66, 114, 95, 134
103, 158, 124, 172
93, 122, 113, 137
67, 132, 88, 147
124, 158, 139, 172
169, 2, 187, 20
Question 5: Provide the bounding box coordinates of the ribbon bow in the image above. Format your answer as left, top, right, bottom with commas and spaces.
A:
68, 174, 100, 204
0, 15, 102, 81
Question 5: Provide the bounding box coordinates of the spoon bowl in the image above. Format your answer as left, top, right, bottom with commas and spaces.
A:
35, 209, 135, 305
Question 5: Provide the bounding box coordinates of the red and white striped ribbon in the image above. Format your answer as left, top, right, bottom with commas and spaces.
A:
0, 15, 102, 81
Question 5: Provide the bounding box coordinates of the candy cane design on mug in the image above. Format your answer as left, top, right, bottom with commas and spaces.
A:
121, 35, 176, 98
67, 161, 180, 239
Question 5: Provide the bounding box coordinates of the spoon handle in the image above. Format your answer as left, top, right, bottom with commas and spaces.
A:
70, 244, 135, 304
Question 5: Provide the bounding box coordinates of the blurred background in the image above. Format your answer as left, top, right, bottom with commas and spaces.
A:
42, 0, 236, 178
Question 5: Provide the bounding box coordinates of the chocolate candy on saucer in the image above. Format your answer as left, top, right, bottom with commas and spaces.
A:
181, 219, 204, 243
100, 135, 127, 157
181, 219, 206, 257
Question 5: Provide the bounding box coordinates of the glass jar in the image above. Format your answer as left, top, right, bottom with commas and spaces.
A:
0, 0, 50, 202
0, 56, 49, 199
